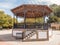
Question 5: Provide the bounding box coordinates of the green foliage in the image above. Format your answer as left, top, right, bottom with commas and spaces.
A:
48, 15, 59, 23
36, 17, 44, 24
50, 4, 60, 17
49, 4, 60, 23
0, 10, 16, 28
26, 17, 44, 24
54, 6, 60, 17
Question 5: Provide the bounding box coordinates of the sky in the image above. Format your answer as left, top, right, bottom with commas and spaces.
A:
0, 0, 60, 17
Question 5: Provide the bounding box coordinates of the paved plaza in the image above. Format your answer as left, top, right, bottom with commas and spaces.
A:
0, 29, 60, 45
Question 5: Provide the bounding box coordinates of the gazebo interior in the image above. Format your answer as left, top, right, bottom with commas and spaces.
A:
11, 4, 52, 29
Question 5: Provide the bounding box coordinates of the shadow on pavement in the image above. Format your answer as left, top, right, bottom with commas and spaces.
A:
0, 34, 22, 41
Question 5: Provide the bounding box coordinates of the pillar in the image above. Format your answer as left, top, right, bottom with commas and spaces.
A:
24, 11, 26, 29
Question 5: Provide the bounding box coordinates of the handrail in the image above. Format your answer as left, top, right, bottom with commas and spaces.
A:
13, 23, 50, 29
23, 30, 36, 40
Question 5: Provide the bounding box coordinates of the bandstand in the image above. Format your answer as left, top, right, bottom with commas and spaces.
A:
11, 4, 52, 41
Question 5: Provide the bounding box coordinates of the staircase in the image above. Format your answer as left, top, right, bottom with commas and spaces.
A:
23, 30, 36, 41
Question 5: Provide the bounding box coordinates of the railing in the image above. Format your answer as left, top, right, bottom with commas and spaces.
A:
13, 23, 50, 30
23, 30, 36, 40
13, 23, 24, 28
22, 29, 49, 41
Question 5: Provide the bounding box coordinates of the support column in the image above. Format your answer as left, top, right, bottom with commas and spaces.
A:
13, 15, 15, 28
16, 16, 18, 23
12, 14, 15, 36
24, 11, 26, 29
43, 6, 49, 40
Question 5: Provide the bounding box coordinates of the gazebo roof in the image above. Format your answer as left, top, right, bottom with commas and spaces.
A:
11, 4, 52, 18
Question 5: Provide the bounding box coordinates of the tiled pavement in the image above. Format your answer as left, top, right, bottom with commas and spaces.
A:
0, 29, 60, 45
0, 29, 20, 45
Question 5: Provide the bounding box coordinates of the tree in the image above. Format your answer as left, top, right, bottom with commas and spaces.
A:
0, 10, 17, 28
48, 15, 59, 23
26, 17, 44, 24
54, 6, 60, 17
0, 11, 5, 27
49, 4, 60, 23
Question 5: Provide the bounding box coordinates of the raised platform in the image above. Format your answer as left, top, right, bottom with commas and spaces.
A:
12, 28, 52, 41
